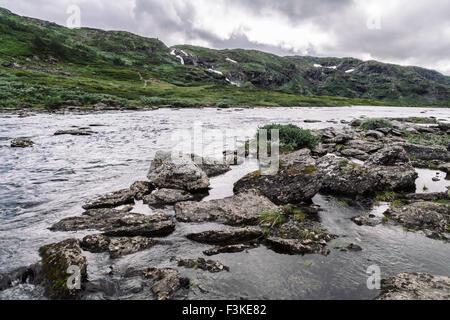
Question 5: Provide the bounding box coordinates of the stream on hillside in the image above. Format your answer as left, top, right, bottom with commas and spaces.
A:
0, 106, 449, 299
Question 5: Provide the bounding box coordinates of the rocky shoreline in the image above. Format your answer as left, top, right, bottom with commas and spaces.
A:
1, 115, 449, 300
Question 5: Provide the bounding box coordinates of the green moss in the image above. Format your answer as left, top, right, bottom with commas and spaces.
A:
376, 191, 397, 201
338, 159, 349, 168
259, 210, 286, 228
361, 118, 393, 130
390, 200, 404, 207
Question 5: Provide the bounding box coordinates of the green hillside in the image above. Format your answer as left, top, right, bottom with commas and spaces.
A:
0, 7, 448, 110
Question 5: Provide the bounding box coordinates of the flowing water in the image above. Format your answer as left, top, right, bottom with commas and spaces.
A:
0, 106, 449, 300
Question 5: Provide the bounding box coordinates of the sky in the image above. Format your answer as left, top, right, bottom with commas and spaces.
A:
1, 0, 449, 75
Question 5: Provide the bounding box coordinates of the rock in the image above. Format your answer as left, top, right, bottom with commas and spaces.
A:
405, 127, 419, 134
203, 243, 259, 256
186, 227, 263, 245
129, 181, 155, 200
317, 154, 417, 196
376, 272, 450, 300
366, 146, 410, 166
124, 266, 189, 300
279, 148, 315, 166
178, 258, 230, 273
174, 189, 278, 226
265, 237, 330, 256
384, 201, 449, 240
437, 163, 450, 175
351, 215, 380, 227
92, 102, 108, 110
399, 142, 450, 162
143, 188, 194, 206
395, 191, 449, 203
80, 234, 110, 253
340, 243, 363, 251
233, 155, 322, 204
54, 129, 94, 136
11, 138, 34, 148
365, 130, 384, 139
38, 239, 88, 299
51, 209, 175, 238
303, 119, 321, 123
190, 154, 231, 177
108, 237, 157, 258
437, 122, 450, 132
345, 139, 383, 153
340, 148, 369, 161
147, 151, 210, 191
350, 119, 362, 127
82, 189, 135, 210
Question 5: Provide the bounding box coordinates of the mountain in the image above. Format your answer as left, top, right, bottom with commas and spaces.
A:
0, 7, 449, 109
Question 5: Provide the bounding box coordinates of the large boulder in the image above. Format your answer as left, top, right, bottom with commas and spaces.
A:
317, 154, 417, 196
186, 227, 263, 245
51, 209, 175, 237
376, 272, 450, 300
175, 189, 279, 226
39, 239, 88, 299
147, 151, 210, 191
384, 201, 449, 240
233, 150, 322, 204
366, 146, 410, 166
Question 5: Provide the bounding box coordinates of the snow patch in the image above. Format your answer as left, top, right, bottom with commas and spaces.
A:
208, 68, 223, 75
345, 68, 355, 73
180, 50, 189, 57
226, 57, 238, 64
226, 78, 240, 87
313, 64, 322, 68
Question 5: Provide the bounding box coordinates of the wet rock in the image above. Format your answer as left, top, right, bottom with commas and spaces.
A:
384, 201, 449, 240
11, 138, 34, 148
108, 236, 157, 259
178, 258, 230, 273
54, 129, 94, 136
51, 209, 175, 238
186, 227, 263, 245
0, 264, 43, 291
39, 239, 88, 299
437, 163, 450, 177
304, 119, 321, 123
82, 189, 135, 210
147, 151, 210, 191
399, 142, 450, 162
376, 272, 450, 300
203, 243, 259, 256
351, 215, 381, 227
366, 146, 410, 166
339, 243, 363, 252
129, 181, 155, 200
141, 267, 190, 300
437, 122, 450, 132
174, 189, 278, 226
233, 154, 322, 204
80, 234, 110, 253
317, 154, 417, 196
82, 181, 155, 209
265, 237, 331, 256
143, 188, 194, 206
350, 119, 363, 127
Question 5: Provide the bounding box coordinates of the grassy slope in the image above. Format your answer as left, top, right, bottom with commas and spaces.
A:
0, 8, 448, 110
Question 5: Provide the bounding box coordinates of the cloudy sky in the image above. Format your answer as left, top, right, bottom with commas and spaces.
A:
1, 0, 449, 75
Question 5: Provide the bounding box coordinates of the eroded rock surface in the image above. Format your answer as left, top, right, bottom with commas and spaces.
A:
186, 227, 263, 245
178, 258, 230, 273
143, 188, 194, 206
376, 272, 450, 300
175, 189, 278, 225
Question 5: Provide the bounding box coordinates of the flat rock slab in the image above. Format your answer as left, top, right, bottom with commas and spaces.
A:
265, 237, 331, 256
143, 188, 194, 206
376, 272, 450, 300
81, 234, 157, 258
186, 227, 263, 245
203, 243, 259, 256
51, 209, 175, 238
54, 129, 95, 136
178, 258, 230, 273
175, 189, 279, 226
83, 181, 154, 209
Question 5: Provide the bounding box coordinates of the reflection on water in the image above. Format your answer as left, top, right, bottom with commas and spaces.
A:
0, 106, 449, 300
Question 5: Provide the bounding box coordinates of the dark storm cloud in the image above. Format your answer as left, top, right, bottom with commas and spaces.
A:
0, 0, 449, 74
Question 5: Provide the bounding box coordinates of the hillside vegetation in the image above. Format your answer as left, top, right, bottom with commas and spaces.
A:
0, 7, 449, 110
